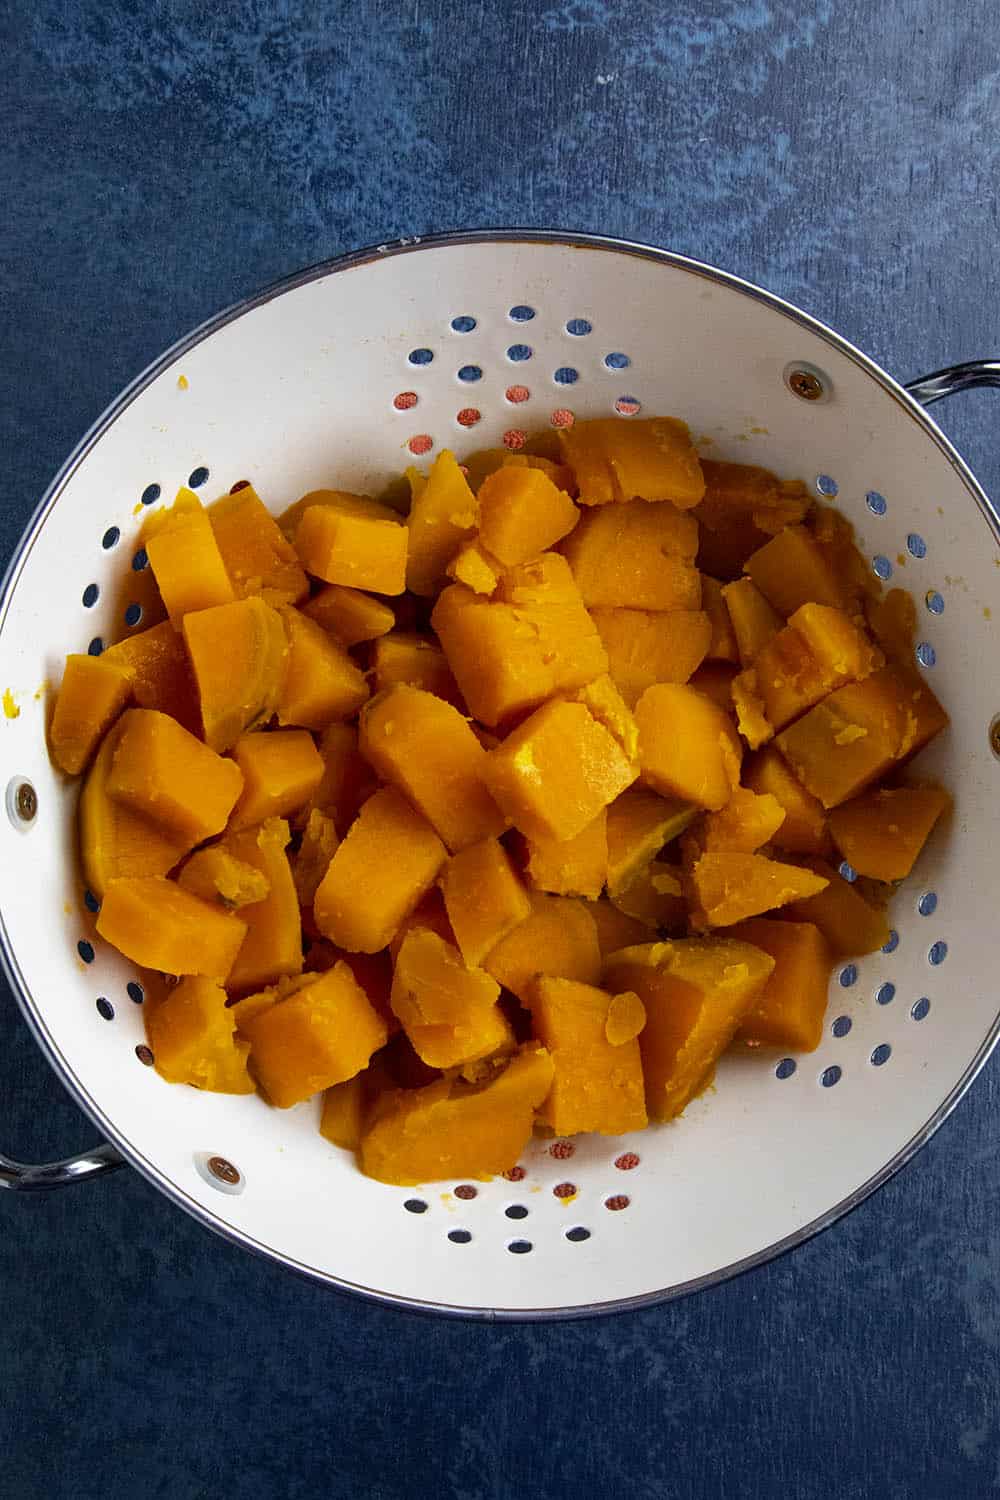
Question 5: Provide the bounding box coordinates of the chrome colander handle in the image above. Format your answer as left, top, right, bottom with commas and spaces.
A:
0, 1141, 125, 1191
905, 359, 1000, 405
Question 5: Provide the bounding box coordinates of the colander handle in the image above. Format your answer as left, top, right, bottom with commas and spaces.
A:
0, 1141, 125, 1191
905, 359, 1000, 405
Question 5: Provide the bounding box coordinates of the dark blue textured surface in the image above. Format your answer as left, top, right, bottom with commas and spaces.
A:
3, 5, 1000, 1496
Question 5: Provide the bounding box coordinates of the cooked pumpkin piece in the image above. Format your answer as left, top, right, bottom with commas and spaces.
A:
730, 918, 832, 1051
390, 928, 512, 1070
230, 729, 324, 829
559, 416, 705, 508
49, 653, 132, 776
277, 607, 369, 730
591, 607, 712, 707
319, 1074, 367, 1150
689, 852, 828, 928
482, 890, 602, 1001
527, 975, 647, 1135
103, 620, 201, 733
294, 492, 408, 595
145, 976, 255, 1094
477, 463, 579, 566
635, 682, 741, 811
828, 785, 950, 882
405, 449, 479, 596
522, 811, 608, 901
220, 817, 303, 993
79, 720, 195, 898
742, 745, 832, 856
107, 707, 244, 842
301, 585, 395, 646
720, 578, 783, 666
605, 788, 696, 897
182, 596, 288, 752
144, 488, 236, 623
177, 846, 270, 909
97, 876, 247, 979
560, 499, 700, 610
208, 484, 308, 607
438, 838, 532, 968
783, 856, 892, 956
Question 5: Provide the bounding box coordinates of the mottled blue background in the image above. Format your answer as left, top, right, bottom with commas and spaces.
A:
3, 3, 999, 1496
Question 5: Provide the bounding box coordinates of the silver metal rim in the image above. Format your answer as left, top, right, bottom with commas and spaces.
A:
3, 226, 998, 1321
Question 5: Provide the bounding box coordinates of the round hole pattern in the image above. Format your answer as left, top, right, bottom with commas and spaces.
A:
408, 348, 434, 366
907, 532, 927, 559
912, 997, 931, 1021
550, 408, 575, 428
615, 396, 641, 416
82, 583, 99, 608
77, 940, 95, 963
403, 1198, 428, 1214
124, 603, 143, 628
566, 1226, 591, 1242
915, 641, 936, 667
507, 344, 532, 362
929, 940, 948, 966
502, 1165, 526, 1182
127, 981, 144, 1004
839, 964, 858, 988
503, 428, 527, 450
876, 982, 896, 1006
456, 407, 481, 427
873, 554, 893, 580
448, 1229, 472, 1244
614, 1152, 640, 1171
838, 860, 857, 883
821, 1064, 842, 1088
135, 1044, 154, 1067
775, 1057, 797, 1080
925, 590, 944, 614
882, 929, 899, 954
450, 315, 476, 333
605, 1195, 630, 1212
453, 1183, 477, 1201
457, 364, 482, 383
871, 1043, 892, 1067
832, 1015, 852, 1038
102, 526, 120, 550
509, 304, 535, 322
918, 891, 938, 916
140, 483, 161, 507
87, 637, 104, 657
554, 366, 578, 385
553, 1182, 577, 1199
549, 1140, 575, 1160
566, 318, 592, 336
505, 384, 530, 404
84, 889, 100, 913
96, 997, 114, 1021
407, 435, 433, 456
508, 1239, 533, 1255
393, 391, 418, 411
604, 351, 630, 369
816, 474, 838, 497
866, 490, 887, 515
505, 1204, 528, 1220
188, 466, 209, 489
131, 548, 148, 572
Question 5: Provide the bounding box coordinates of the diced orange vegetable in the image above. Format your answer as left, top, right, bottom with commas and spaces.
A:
731, 668, 773, 750
302, 585, 395, 646
721, 577, 784, 666
610, 860, 687, 931
477, 464, 579, 566
742, 746, 832, 856
145, 488, 235, 623
277, 607, 369, 731
635, 682, 741, 810
106, 708, 243, 842
291, 809, 340, 906
689, 852, 828, 927
572, 674, 640, 762
810, 505, 876, 605
359, 1045, 555, 1186
865, 588, 916, 663
751, 603, 882, 730
221, 818, 303, 993
177, 846, 270, 908
583, 899, 650, 956
605, 788, 696, 896
243, 962, 387, 1108
694, 461, 810, 578
559, 417, 705, 508
730, 918, 832, 1051
320, 1075, 366, 1150
104, 621, 201, 734
484, 699, 637, 842
463, 448, 574, 495
591, 608, 712, 707
49, 654, 131, 776
230, 729, 323, 828
696, 786, 786, 853
405, 450, 479, 596
783, 857, 891, 956
390, 928, 511, 1069
145, 976, 254, 1093
687, 660, 737, 712
439, 837, 532, 967
560, 499, 700, 609
295, 493, 408, 594
482, 891, 602, 1001
79, 720, 194, 898
308, 723, 379, 833
701, 576, 739, 662
97, 876, 247, 978
208, 484, 308, 606
183, 597, 288, 752
528, 976, 647, 1135
432, 554, 607, 726
388, 887, 456, 962
745, 525, 850, 616
359, 684, 504, 852
314, 787, 447, 953
446, 540, 502, 594
371, 632, 462, 706
604, 938, 775, 1119
522, 811, 608, 900
828, 784, 950, 881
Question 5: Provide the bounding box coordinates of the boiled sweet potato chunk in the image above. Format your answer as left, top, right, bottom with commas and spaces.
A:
776, 668, 911, 808
177, 846, 270, 909
79, 720, 194, 898
320, 1075, 366, 1150
610, 860, 687, 931
696, 786, 786, 854
559, 416, 705, 508
605, 788, 696, 897
477, 463, 579, 566
482, 891, 602, 1001
745, 525, 850, 616
314, 787, 447, 953
463, 448, 574, 495
742, 746, 832, 856
183, 596, 288, 752
572, 674, 640, 762
635, 682, 741, 810
103, 620, 201, 734
689, 852, 828, 928
302, 585, 395, 646
784, 857, 891, 956
405, 449, 479, 596
243, 962, 387, 1108
522, 811, 608, 901
221, 818, 303, 993
371, 631, 461, 705
560, 499, 700, 610
145, 976, 255, 1093
528, 976, 647, 1135
828, 785, 950, 882
439, 837, 532, 967
391, 928, 512, 1069
730, 918, 832, 1052
484, 699, 637, 843
295, 493, 408, 595
107, 708, 243, 842
49, 653, 131, 776
97, 876, 247, 978
278, 607, 369, 730
230, 729, 323, 829
145, 488, 235, 623
591, 608, 711, 708
447, 540, 502, 595
359, 1045, 555, 1185
208, 484, 308, 606
721, 578, 783, 666
731, 669, 773, 751
359, 684, 504, 852
752, 604, 882, 731
694, 460, 810, 578
604, 938, 775, 1120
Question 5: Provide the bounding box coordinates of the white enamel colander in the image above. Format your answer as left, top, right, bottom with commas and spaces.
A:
2, 230, 998, 1320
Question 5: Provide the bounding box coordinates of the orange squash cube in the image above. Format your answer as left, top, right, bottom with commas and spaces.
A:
591, 608, 712, 707
689, 852, 828, 927
446, 540, 502, 594
243, 962, 387, 1108
484, 699, 637, 842
560, 499, 700, 609
106, 708, 243, 845
145, 488, 235, 623
696, 786, 786, 853
482, 891, 602, 1001
730, 918, 832, 1051
388, 887, 456, 963
79, 721, 194, 898
145, 976, 255, 1093
701, 576, 739, 662
277, 607, 369, 731
635, 682, 741, 810
177, 846, 270, 909
477, 463, 579, 566
49, 653, 132, 776
865, 587, 916, 663
390, 928, 511, 1069
405, 449, 479, 596
604, 938, 775, 1120
359, 684, 504, 852
182, 596, 288, 752
528, 976, 647, 1135
359, 1045, 555, 1186
97, 876, 247, 978
522, 811, 608, 900
230, 729, 323, 828
371, 631, 462, 705
291, 809, 340, 907
104, 620, 201, 734
810, 505, 876, 605
302, 585, 395, 646
606, 788, 696, 896
314, 787, 447, 953
432, 554, 607, 725
295, 493, 408, 594
828, 784, 950, 881
731, 668, 773, 750
742, 745, 832, 856
208, 484, 308, 606
745, 525, 850, 616
751, 603, 882, 730
784, 857, 892, 956
308, 723, 378, 833
439, 837, 532, 966
571, 674, 640, 762
221, 818, 303, 993
694, 460, 810, 578
775, 668, 910, 808
721, 578, 784, 666
320, 1075, 366, 1150
583, 899, 650, 956
559, 416, 705, 508
463, 448, 575, 496
610, 860, 687, 931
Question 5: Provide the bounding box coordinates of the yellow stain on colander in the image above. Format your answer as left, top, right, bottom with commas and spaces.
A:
3, 688, 20, 720
177, 374, 189, 391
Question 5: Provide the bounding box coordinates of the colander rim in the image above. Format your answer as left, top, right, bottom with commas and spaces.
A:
3, 226, 998, 1321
